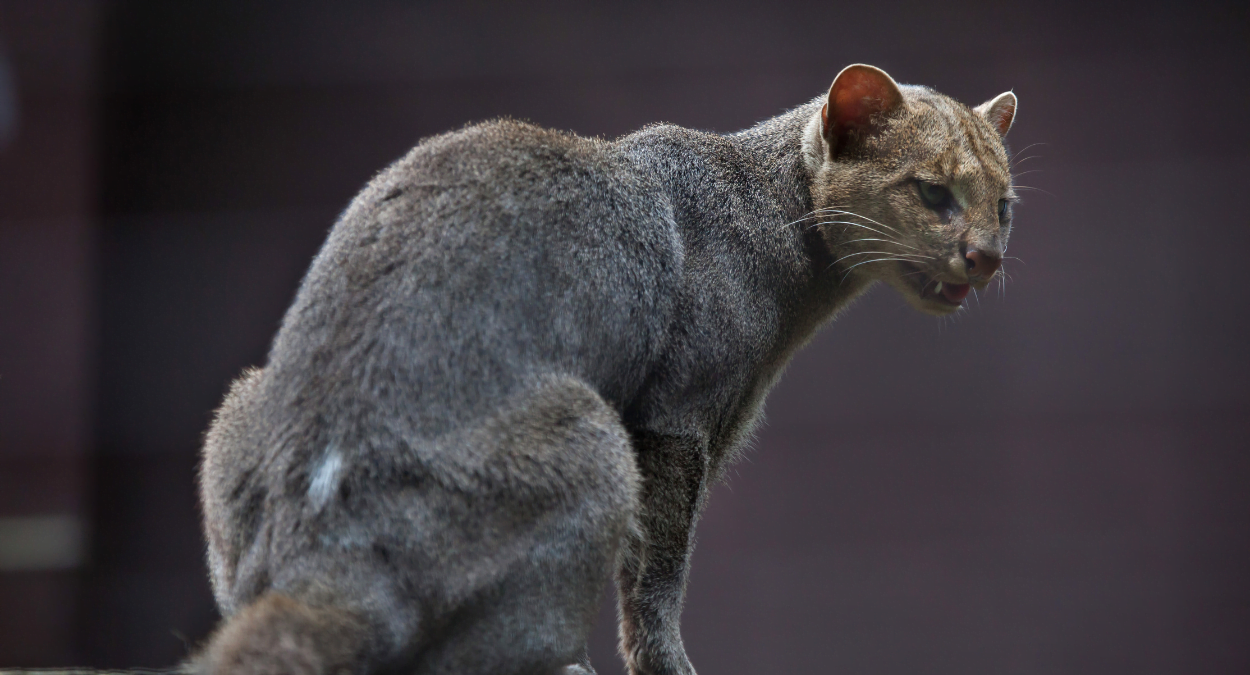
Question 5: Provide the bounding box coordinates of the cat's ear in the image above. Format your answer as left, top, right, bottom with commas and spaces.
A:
975, 91, 1017, 136
821, 64, 905, 156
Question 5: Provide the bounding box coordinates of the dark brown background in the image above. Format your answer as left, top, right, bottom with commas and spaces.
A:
1, 1, 1248, 672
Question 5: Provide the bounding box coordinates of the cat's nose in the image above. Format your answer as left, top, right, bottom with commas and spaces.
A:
964, 249, 1001, 280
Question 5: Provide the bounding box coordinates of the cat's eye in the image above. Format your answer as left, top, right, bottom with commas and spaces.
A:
917, 181, 952, 210
997, 199, 1010, 222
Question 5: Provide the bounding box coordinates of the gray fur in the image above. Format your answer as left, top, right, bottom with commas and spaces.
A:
197, 65, 1016, 674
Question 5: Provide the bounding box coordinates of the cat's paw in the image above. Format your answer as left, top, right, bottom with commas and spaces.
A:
627, 650, 696, 675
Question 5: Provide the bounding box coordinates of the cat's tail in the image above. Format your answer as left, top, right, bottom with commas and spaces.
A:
189, 592, 374, 675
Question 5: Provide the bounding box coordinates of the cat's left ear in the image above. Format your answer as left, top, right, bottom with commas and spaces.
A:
975, 91, 1017, 136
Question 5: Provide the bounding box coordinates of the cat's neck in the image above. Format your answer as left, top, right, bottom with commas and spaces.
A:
729, 98, 824, 220
729, 98, 869, 318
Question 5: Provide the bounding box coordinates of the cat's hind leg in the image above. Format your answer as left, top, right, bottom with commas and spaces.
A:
197, 375, 639, 675
408, 375, 642, 674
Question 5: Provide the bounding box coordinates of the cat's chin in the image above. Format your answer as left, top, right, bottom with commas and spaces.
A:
905, 292, 964, 316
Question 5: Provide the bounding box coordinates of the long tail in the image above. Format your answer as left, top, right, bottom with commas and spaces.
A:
0, 594, 373, 675
189, 592, 372, 675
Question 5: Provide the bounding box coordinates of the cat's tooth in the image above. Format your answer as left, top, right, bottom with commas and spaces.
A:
934, 281, 943, 295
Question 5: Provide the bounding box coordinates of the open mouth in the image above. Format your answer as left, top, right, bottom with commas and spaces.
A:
927, 279, 971, 306
904, 263, 970, 307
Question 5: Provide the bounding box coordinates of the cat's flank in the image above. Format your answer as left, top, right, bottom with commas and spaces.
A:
196, 64, 1017, 675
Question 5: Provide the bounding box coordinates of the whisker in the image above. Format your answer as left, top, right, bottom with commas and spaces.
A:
777, 211, 831, 230
779, 206, 898, 233
838, 237, 924, 251
1009, 142, 1047, 162
831, 250, 932, 266
785, 207, 905, 237
774, 205, 858, 230
806, 219, 901, 241
839, 256, 922, 283
818, 209, 904, 235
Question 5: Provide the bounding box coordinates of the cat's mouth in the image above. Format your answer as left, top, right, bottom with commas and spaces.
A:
904, 263, 971, 308
927, 279, 971, 305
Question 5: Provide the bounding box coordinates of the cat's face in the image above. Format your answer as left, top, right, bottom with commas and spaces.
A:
804, 65, 1017, 316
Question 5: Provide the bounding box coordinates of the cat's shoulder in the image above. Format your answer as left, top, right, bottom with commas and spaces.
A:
402, 118, 610, 171
616, 122, 727, 156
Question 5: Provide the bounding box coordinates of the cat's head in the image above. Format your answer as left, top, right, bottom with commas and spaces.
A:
802, 64, 1017, 316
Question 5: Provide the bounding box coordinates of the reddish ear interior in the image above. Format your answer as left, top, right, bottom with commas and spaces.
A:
822, 65, 904, 151
976, 92, 1017, 136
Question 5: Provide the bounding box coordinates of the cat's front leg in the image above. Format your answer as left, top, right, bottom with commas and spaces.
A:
617, 432, 707, 675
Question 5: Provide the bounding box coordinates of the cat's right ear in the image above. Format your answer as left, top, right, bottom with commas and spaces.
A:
821, 64, 905, 157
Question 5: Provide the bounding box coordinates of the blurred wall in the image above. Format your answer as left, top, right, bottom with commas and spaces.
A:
0, 0, 98, 662
0, 1, 1247, 672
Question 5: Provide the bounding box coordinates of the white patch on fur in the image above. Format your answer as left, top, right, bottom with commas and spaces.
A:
309, 445, 343, 510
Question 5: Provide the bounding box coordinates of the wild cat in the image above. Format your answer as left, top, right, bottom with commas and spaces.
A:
196, 64, 1017, 674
